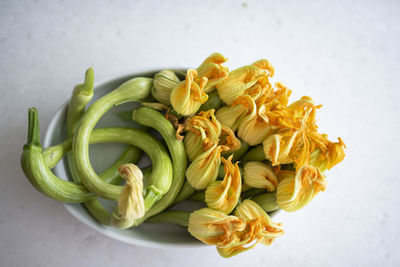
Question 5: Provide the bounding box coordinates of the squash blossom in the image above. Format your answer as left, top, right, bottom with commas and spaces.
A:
216, 65, 266, 105
276, 165, 327, 212
184, 131, 205, 162
262, 96, 337, 170
170, 69, 208, 116
117, 163, 145, 220
184, 109, 222, 161
234, 199, 284, 246
259, 82, 291, 124
236, 95, 272, 146
215, 104, 248, 131
186, 144, 226, 189
151, 69, 180, 105
243, 161, 278, 191
309, 137, 346, 172
205, 155, 242, 214
218, 199, 284, 257
188, 204, 284, 258
219, 124, 241, 153
188, 208, 246, 247
262, 130, 298, 166
252, 59, 275, 77
197, 52, 229, 93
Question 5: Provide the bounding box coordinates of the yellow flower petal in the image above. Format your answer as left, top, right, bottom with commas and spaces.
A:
184, 109, 222, 161
170, 69, 208, 116
235, 200, 284, 241
188, 201, 284, 258
197, 52, 229, 93
186, 144, 225, 189
262, 131, 298, 166
217, 200, 284, 257
326, 137, 346, 169
243, 161, 278, 191
215, 104, 248, 131
252, 59, 275, 77
188, 208, 245, 247
205, 156, 242, 214
216, 219, 264, 257
276, 165, 327, 212
217, 65, 265, 105
184, 131, 206, 162
236, 95, 272, 145
310, 137, 346, 172
219, 124, 241, 153
117, 163, 145, 220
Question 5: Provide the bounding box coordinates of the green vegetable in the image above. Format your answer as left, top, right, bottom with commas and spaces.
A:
22, 109, 171, 209
251, 193, 279, 212
130, 107, 187, 224
72, 77, 173, 210
174, 181, 196, 204
198, 91, 223, 112
84, 167, 152, 228
21, 108, 95, 203
75, 127, 172, 209
42, 131, 140, 184
189, 191, 205, 202
229, 142, 250, 162
65, 72, 144, 230
64, 69, 141, 186
98, 147, 141, 185
241, 145, 264, 162
66, 67, 94, 183
66, 67, 94, 137
146, 210, 189, 227
240, 188, 266, 200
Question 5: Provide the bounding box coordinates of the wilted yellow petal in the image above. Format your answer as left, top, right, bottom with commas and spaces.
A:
218, 200, 284, 257
262, 95, 330, 170
252, 59, 274, 77
234, 200, 284, 243
236, 95, 272, 146
326, 137, 346, 169
184, 109, 222, 161
216, 219, 264, 257
243, 161, 278, 191
219, 124, 241, 153
117, 163, 145, 220
186, 144, 225, 189
217, 65, 265, 105
310, 137, 346, 172
262, 130, 298, 166
188, 208, 245, 247
276, 165, 327, 212
151, 69, 180, 105
170, 69, 209, 116
205, 156, 242, 214
189, 201, 284, 258
197, 52, 229, 93
264, 82, 291, 107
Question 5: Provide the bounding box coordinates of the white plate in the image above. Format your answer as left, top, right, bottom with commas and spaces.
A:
43, 69, 204, 249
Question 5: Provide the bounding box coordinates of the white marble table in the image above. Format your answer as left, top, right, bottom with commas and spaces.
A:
1, 0, 399, 266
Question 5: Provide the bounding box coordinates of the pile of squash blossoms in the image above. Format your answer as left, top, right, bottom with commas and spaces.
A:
150, 53, 346, 257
